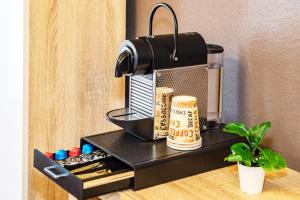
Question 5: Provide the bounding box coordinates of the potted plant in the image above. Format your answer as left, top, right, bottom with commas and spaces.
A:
223, 121, 287, 195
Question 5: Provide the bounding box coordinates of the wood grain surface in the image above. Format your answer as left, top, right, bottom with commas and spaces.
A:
99, 165, 300, 200
28, 0, 126, 199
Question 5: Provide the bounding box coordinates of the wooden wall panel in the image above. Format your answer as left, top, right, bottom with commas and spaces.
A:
28, 0, 126, 199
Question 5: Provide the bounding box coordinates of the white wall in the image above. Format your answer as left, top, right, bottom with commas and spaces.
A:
0, 0, 24, 199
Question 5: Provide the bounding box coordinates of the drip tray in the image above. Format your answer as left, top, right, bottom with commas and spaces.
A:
107, 108, 149, 121
106, 108, 154, 141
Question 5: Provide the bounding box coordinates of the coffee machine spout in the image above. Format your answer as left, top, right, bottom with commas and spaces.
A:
115, 50, 132, 77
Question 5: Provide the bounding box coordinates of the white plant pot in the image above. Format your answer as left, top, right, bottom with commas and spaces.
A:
237, 162, 265, 195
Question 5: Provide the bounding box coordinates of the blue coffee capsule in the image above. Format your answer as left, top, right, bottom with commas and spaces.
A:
82, 144, 93, 154
55, 149, 67, 160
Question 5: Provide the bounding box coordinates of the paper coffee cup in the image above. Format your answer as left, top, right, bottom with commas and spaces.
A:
154, 87, 173, 139
167, 95, 202, 150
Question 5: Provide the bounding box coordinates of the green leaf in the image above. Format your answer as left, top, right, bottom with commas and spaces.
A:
230, 143, 252, 159
225, 143, 253, 167
249, 121, 271, 150
258, 148, 287, 171
225, 155, 243, 162
244, 160, 252, 167
248, 125, 260, 147
223, 122, 250, 137
257, 159, 272, 170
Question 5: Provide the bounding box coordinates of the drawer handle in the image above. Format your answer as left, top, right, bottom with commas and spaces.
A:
44, 165, 69, 179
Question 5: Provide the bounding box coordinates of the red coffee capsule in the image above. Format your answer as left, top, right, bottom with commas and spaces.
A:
44, 152, 53, 160
69, 147, 81, 157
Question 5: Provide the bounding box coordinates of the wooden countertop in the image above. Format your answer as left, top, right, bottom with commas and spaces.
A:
98, 165, 300, 200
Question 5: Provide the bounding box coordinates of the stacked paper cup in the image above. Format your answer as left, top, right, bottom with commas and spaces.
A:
154, 87, 174, 139
167, 95, 202, 150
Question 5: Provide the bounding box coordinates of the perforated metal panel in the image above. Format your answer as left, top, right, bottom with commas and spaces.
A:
129, 65, 208, 140
154, 65, 208, 130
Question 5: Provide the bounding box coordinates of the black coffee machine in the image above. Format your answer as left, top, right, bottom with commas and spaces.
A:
107, 3, 209, 141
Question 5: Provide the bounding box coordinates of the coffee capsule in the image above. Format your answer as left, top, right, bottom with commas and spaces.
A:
92, 150, 110, 159
56, 160, 66, 166
64, 147, 82, 166
65, 156, 82, 166
82, 144, 94, 154
80, 154, 93, 162
69, 147, 81, 157
44, 152, 53, 160
55, 149, 68, 160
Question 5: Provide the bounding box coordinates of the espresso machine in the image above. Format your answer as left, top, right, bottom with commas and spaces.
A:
108, 3, 209, 141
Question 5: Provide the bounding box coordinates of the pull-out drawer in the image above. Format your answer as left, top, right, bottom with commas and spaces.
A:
34, 149, 134, 200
